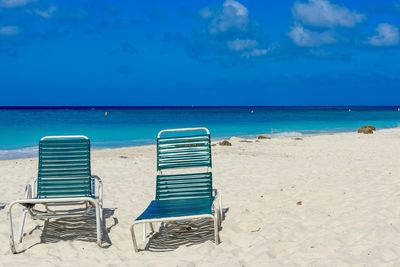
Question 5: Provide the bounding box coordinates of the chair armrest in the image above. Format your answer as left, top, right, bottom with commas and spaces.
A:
24, 184, 32, 199
92, 175, 103, 183
22, 182, 37, 209
212, 189, 220, 198
23, 178, 37, 199
91, 175, 103, 206
212, 189, 223, 222
212, 189, 222, 206
32, 178, 37, 198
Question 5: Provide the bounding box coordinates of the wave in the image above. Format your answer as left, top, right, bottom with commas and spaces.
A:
271, 131, 304, 137
0, 147, 37, 160
0, 139, 155, 160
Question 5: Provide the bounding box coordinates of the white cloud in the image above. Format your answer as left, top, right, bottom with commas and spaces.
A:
241, 48, 269, 58
0, 0, 33, 8
207, 0, 249, 35
288, 24, 336, 47
199, 7, 214, 19
226, 38, 258, 51
226, 38, 271, 58
367, 23, 399, 47
199, 0, 270, 60
292, 0, 365, 28
0, 25, 19, 35
33, 5, 56, 19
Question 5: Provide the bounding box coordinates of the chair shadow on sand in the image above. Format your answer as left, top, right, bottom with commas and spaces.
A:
144, 207, 229, 252
20, 207, 118, 252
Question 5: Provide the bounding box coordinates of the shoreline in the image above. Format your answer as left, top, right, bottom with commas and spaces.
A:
1, 126, 398, 161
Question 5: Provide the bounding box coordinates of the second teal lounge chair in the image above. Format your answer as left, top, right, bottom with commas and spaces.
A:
130, 127, 222, 252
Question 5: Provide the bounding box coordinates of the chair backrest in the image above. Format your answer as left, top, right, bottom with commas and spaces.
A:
156, 128, 213, 200
157, 128, 212, 171
37, 136, 92, 199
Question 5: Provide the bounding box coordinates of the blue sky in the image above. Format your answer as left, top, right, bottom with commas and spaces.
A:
0, 0, 399, 106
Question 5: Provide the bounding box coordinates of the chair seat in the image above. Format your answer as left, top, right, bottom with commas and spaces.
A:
136, 197, 214, 221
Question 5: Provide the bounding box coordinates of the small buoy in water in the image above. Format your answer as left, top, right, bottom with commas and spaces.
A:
348, 109, 351, 112
251, 110, 254, 113
105, 111, 108, 116
398, 108, 400, 111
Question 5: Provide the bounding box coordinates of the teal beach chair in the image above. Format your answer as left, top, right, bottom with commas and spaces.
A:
130, 127, 222, 252
7, 136, 104, 253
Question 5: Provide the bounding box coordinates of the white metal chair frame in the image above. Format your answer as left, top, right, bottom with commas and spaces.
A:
130, 127, 223, 253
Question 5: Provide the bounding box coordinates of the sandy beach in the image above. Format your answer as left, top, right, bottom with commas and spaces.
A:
1, 128, 400, 266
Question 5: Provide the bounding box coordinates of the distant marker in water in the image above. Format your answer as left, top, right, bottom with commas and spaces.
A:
348, 109, 351, 112
251, 110, 254, 113
105, 111, 108, 116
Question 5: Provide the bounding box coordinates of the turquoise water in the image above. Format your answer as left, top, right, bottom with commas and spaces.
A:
1, 107, 399, 159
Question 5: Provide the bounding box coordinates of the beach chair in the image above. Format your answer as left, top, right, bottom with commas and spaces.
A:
130, 127, 222, 252
7, 136, 103, 254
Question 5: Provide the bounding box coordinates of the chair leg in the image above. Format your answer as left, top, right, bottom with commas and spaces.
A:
213, 203, 222, 229
143, 223, 147, 241
216, 208, 222, 229
219, 193, 223, 222
100, 206, 104, 235
143, 223, 155, 239
17, 209, 28, 243
149, 222, 155, 233
93, 201, 102, 246
213, 215, 219, 245
7, 204, 17, 254
130, 223, 139, 253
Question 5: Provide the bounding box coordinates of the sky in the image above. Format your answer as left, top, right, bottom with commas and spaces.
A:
0, 0, 399, 106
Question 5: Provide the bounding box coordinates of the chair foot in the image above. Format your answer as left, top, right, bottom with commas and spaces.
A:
130, 223, 139, 253
7, 203, 18, 254
17, 209, 28, 244
213, 216, 220, 245
95, 203, 102, 247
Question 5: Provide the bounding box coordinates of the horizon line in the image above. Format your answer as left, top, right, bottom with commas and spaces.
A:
0, 105, 399, 109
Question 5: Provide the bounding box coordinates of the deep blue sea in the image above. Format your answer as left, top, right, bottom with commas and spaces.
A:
1, 107, 399, 159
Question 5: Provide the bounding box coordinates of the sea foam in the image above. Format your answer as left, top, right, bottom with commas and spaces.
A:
0, 147, 37, 160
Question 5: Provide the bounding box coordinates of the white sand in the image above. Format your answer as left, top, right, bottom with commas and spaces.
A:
1, 129, 400, 266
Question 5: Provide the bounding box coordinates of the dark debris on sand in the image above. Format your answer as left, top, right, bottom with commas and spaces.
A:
219, 140, 232, 146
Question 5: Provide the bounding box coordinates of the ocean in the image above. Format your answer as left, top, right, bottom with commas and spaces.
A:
1, 106, 399, 159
